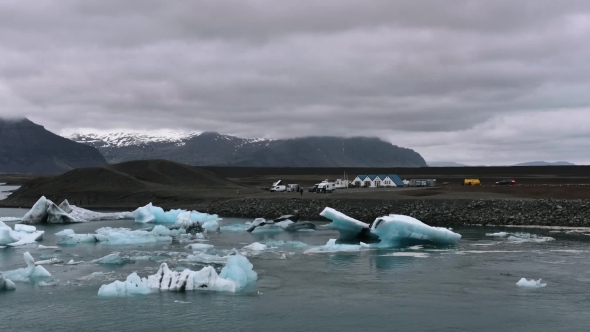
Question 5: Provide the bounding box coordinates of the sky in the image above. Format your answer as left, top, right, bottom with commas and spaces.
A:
1, 0, 590, 165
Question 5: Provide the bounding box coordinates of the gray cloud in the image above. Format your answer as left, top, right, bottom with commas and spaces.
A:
1, 0, 590, 164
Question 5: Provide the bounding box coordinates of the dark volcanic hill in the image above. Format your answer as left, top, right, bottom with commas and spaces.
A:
0, 118, 107, 174
70, 132, 427, 167
1, 159, 260, 208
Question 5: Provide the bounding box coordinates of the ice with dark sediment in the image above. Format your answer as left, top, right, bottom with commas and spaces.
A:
20, 196, 132, 224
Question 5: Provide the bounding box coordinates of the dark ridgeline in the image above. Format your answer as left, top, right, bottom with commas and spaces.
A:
74, 132, 428, 167
0, 118, 107, 174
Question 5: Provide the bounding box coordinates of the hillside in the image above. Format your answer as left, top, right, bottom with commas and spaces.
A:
70, 132, 427, 167
1, 159, 260, 208
0, 118, 107, 174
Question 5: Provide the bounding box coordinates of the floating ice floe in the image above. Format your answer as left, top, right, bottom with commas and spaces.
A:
185, 243, 215, 251
516, 278, 547, 288
486, 232, 508, 237
320, 207, 461, 247
265, 240, 308, 249
183, 252, 229, 265
55, 229, 75, 236
34, 258, 64, 265
20, 197, 132, 224
92, 252, 133, 265
246, 215, 316, 233
98, 252, 257, 296
66, 259, 84, 265
0, 221, 44, 247
0, 273, 16, 291
2, 252, 52, 282
380, 252, 430, 258
0, 217, 21, 222
132, 203, 221, 230
506, 233, 555, 243
242, 242, 267, 251
58, 225, 184, 245
305, 239, 369, 253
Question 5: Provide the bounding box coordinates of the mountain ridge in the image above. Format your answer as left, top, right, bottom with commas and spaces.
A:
69, 131, 427, 167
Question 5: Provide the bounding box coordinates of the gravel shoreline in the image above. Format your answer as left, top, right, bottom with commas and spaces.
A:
205, 198, 590, 227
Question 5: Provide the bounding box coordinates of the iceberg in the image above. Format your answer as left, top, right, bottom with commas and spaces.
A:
246, 217, 315, 233
506, 233, 555, 243
132, 203, 220, 227
97, 272, 153, 297
242, 242, 267, 251
21, 196, 132, 224
58, 226, 181, 246
55, 229, 75, 236
34, 258, 64, 265
320, 207, 461, 247
305, 239, 369, 253
370, 214, 461, 247
0, 222, 44, 247
265, 240, 308, 249
486, 232, 508, 237
2, 252, 52, 282
0, 274, 16, 291
92, 252, 133, 265
99, 252, 257, 296
183, 253, 229, 265
516, 278, 547, 288
220, 223, 250, 232
185, 243, 214, 251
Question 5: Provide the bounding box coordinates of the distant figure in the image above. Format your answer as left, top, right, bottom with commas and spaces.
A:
300, 188, 303, 196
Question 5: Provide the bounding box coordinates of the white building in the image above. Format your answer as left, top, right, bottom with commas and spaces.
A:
352, 174, 405, 188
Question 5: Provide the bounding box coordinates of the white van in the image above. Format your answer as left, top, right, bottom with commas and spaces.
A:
316, 182, 335, 193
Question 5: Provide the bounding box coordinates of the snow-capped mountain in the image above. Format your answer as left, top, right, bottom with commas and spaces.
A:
67, 131, 427, 167
68, 131, 200, 148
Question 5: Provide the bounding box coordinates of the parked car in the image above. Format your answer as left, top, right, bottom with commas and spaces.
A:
287, 184, 301, 192
308, 184, 319, 192
271, 185, 287, 192
495, 179, 516, 185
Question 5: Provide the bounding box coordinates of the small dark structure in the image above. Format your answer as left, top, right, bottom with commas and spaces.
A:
409, 179, 437, 187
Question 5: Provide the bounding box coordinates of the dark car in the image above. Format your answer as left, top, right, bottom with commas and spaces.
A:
496, 179, 516, 185
308, 184, 319, 192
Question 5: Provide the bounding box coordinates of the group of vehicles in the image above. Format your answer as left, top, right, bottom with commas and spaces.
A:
270, 179, 349, 194
463, 178, 517, 186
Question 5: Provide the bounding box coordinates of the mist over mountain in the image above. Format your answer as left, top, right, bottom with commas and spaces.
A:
70, 131, 427, 167
0, 118, 107, 174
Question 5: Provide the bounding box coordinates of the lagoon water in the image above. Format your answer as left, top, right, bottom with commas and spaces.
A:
2, 207, 590, 331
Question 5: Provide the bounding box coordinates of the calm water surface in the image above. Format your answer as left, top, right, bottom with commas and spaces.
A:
1, 208, 590, 331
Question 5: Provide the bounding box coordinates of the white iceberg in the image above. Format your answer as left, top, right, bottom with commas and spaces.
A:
486, 232, 508, 237
98, 252, 257, 296
2, 252, 52, 282
97, 272, 153, 297
265, 240, 308, 249
20, 197, 132, 224
320, 207, 461, 247
305, 239, 369, 253
0, 274, 16, 291
0, 222, 44, 247
34, 258, 64, 265
516, 278, 547, 288
506, 233, 554, 243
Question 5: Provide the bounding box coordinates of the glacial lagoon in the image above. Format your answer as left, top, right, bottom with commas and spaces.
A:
2, 208, 590, 331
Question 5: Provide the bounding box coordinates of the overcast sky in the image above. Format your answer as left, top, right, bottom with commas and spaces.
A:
1, 1, 590, 165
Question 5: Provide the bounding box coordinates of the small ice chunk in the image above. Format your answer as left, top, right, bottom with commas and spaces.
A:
219, 253, 258, 290
92, 252, 133, 265
516, 278, 547, 288
35, 258, 64, 265
15, 224, 36, 233
380, 252, 430, 258
185, 243, 214, 251
184, 253, 229, 264
265, 240, 308, 248
55, 229, 75, 236
38, 245, 59, 249
242, 242, 267, 251
220, 223, 249, 232
486, 232, 508, 237
66, 259, 84, 265
305, 239, 368, 253
202, 220, 219, 232
0, 274, 16, 291
0, 228, 17, 245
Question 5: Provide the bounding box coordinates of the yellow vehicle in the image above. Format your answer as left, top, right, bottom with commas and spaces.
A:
464, 179, 481, 186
